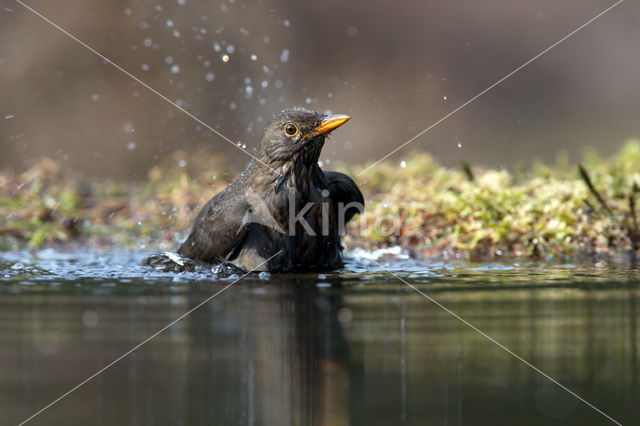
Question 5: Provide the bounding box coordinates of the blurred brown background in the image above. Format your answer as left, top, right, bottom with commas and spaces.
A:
1, 0, 638, 178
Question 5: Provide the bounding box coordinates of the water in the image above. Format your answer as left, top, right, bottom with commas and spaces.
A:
0, 248, 638, 425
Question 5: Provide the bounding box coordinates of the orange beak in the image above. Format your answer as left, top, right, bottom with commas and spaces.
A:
313, 114, 351, 136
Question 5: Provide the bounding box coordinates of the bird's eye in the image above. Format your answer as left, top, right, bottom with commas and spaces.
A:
284, 123, 299, 137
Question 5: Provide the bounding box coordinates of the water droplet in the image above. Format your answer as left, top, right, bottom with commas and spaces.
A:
213, 42, 221, 52
123, 121, 135, 133
261, 80, 268, 88
457, 143, 462, 148
250, 54, 258, 61
177, 0, 186, 5
283, 19, 290, 27
164, 56, 174, 64
178, 160, 186, 168
280, 49, 289, 62
443, 95, 448, 100
400, 160, 407, 168
346, 25, 359, 38
205, 72, 215, 82
221, 54, 230, 62
127, 142, 137, 150
4, 114, 14, 119
143, 38, 152, 47
91, 94, 100, 101
171, 64, 180, 74
141, 63, 150, 71
166, 19, 174, 27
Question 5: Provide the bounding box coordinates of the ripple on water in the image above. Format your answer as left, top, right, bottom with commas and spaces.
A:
1, 246, 640, 294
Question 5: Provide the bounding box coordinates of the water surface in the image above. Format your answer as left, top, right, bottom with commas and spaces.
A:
0, 248, 637, 425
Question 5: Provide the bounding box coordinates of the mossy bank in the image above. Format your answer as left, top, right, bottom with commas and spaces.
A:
3, 142, 640, 261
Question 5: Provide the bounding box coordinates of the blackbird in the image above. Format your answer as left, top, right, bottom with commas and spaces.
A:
159, 108, 364, 273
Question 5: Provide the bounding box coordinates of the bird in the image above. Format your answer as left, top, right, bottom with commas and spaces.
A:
148, 108, 364, 273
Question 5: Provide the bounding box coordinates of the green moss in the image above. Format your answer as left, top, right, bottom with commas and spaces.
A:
2, 141, 640, 260
339, 140, 640, 260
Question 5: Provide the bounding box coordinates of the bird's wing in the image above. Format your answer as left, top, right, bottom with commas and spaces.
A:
177, 185, 251, 263
324, 170, 364, 223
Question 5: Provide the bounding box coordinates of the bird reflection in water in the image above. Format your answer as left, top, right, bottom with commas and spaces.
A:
180, 277, 357, 426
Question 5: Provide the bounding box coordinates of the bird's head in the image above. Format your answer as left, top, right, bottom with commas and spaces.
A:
258, 108, 350, 168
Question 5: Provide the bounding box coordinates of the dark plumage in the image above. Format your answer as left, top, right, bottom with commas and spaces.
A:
175, 108, 363, 272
